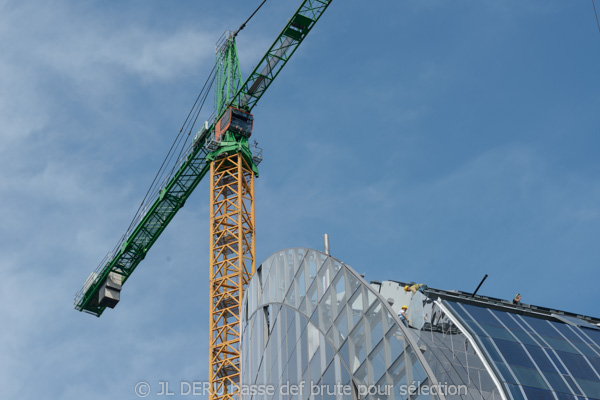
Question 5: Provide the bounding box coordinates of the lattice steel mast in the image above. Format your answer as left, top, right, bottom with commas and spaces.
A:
74, 1, 334, 399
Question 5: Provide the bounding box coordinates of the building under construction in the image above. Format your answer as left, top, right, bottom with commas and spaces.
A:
71, 1, 600, 399
242, 247, 600, 400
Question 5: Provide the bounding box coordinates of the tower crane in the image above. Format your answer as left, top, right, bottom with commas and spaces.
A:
74, 1, 333, 400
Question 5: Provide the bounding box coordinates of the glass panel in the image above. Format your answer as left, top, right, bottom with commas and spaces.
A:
308, 323, 320, 361
522, 344, 558, 373
326, 325, 337, 350
262, 274, 271, 305
543, 336, 579, 354
389, 352, 407, 388
386, 326, 405, 371
330, 258, 342, 276
307, 280, 319, 317
588, 356, 600, 377
283, 250, 294, 291
321, 361, 336, 400
311, 307, 320, 327
317, 260, 332, 302
369, 341, 387, 383
349, 320, 367, 373
332, 270, 347, 316
505, 383, 526, 400
365, 303, 384, 352
520, 386, 555, 400
365, 289, 377, 309
480, 324, 520, 342
461, 303, 505, 327
562, 374, 583, 396
583, 327, 600, 350
554, 324, 600, 358
555, 393, 578, 400
575, 378, 600, 398
339, 339, 350, 371
288, 345, 299, 382
542, 371, 574, 396
556, 350, 599, 381
346, 272, 361, 295
309, 347, 322, 383
297, 265, 306, 306
318, 288, 334, 333
491, 309, 526, 331
554, 322, 587, 343
334, 306, 349, 346
294, 248, 307, 271
349, 290, 364, 329
492, 338, 536, 369
299, 323, 308, 374
510, 365, 549, 390
521, 315, 565, 338
546, 348, 569, 375
494, 361, 519, 384
339, 355, 351, 385
511, 329, 542, 347
306, 251, 319, 282
354, 359, 369, 385
285, 282, 297, 308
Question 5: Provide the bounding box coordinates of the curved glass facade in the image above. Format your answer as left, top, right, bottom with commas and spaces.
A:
446, 301, 600, 400
241, 248, 600, 400
241, 248, 438, 400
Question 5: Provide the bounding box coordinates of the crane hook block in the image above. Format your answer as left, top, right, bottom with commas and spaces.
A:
215, 106, 254, 142
98, 272, 123, 308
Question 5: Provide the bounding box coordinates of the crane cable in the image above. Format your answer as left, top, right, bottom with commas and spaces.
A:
234, 0, 268, 37
124, 65, 217, 236
593, 0, 600, 34
123, 0, 269, 240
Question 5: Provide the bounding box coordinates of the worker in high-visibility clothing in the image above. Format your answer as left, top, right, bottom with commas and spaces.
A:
398, 305, 409, 327
404, 283, 428, 294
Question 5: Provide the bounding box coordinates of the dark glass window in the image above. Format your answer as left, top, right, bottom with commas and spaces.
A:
521, 316, 564, 339
542, 372, 573, 396
479, 336, 504, 363
562, 374, 583, 396
554, 391, 577, 400
524, 344, 559, 374
491, 309, 525, 331
506, 383, 526, 400
512, 329, 541, 347
582, 376, 600, 396
553, 322, 586, 343
556, 350, 598, 381
521, 386, 558, 400
495, 362, 519, 384
510, 365, 549, 390
588, 357, 600, 376
492, 338, 536, 369
448, 302, 474, 322
575, 378, 600, 399
482, 324, 521, 342
582, 327, 600, 349
461, 304, 504, 327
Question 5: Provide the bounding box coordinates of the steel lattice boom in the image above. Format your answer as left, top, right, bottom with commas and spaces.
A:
75, 0, 333, 318
75, 2, 334, 399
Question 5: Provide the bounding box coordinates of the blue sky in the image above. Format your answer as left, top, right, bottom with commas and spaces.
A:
1, 0, 599, 398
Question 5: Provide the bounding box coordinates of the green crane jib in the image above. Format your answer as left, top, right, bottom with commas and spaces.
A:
75, 0, 333, 317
